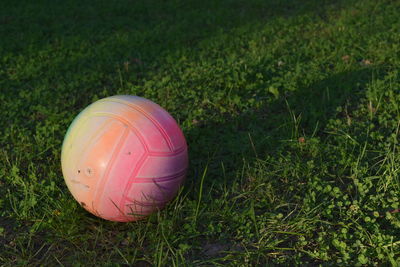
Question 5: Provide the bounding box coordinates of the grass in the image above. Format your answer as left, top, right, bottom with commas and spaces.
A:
0, 0, 399, 265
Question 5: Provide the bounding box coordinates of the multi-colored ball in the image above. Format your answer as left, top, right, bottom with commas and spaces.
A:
61, 95, 188, 222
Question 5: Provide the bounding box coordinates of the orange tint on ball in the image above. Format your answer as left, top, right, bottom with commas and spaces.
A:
61, 95, 188, 222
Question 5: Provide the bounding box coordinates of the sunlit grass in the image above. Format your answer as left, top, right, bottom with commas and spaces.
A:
0, 0, 399, 265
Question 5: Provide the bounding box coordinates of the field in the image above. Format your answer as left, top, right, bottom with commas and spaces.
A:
0, 0, 399, 265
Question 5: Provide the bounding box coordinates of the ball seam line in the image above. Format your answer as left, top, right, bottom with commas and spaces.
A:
92, 124, 130, 216
133, 169, 187, 183
99, 98, 175, 152
147, 146, 187, 157
65, 117, 113, 195
90, 112, 150, 153
118, 153, 149, 217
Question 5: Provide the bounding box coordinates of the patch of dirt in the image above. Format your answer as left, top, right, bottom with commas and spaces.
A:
203, 242, 243, 257
0, 216, 17, 247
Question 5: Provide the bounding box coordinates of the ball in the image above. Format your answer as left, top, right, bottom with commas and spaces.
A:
61, 95, 188, 222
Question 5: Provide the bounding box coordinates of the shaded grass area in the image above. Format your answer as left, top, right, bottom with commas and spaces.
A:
0, 0, 399, 265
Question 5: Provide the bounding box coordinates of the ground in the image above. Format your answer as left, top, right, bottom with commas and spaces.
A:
0, 0, 399, 265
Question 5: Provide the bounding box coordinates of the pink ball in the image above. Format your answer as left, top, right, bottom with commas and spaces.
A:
61, 95, 188, 222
